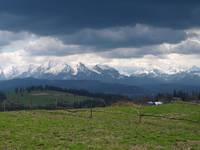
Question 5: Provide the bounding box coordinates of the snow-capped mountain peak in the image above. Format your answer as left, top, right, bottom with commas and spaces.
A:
72, 63, 91, 75
93, 64, 121, 78
94, 64, 113, 71
187, 65, 200, 73
0, 63, 200, 81
4, 66, 22, 79
77, 63, 89, 71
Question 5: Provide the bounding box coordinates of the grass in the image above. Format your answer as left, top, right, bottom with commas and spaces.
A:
0, 102, 199, 150
6, 90, 94, 107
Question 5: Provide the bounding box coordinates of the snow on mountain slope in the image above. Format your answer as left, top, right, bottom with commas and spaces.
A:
42, 61, 73, 75
186, 66, 200, 76
0, 63, 200, 81
4, 66, 22, 79
93, 64, 122, 79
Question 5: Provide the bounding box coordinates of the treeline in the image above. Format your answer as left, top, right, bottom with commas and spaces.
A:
0, 92, 6, 103
154, 90, 200, 103
172, 90, 200, 101
133, 89, 200, 104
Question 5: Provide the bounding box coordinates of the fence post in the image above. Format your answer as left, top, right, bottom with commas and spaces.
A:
89, 100, 93, 118
55, 98, 58, 109
73, 95, 75, 108
90, 107, 93, 118
3, 100, 6, 112
30, 98, 32, 110
137, 105, 142, 124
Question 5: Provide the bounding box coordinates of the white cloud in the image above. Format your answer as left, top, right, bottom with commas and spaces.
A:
23, 36, 82, 56
0, 27, 199, 74
0, 30, 32, 48
0, 48, 200, 75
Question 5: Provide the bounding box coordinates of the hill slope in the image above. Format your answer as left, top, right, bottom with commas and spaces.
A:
0, 78, 146, 97
6, 90, 101, 109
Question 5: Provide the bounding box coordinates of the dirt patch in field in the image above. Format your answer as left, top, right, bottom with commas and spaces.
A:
130, 145, 148, 150
174, 140, 200, 149
112, 101, 138, 107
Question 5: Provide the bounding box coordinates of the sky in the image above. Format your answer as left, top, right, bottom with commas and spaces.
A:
0, 0, 200, 73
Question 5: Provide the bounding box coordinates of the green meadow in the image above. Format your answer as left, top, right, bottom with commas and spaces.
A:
0, 102, 199, 150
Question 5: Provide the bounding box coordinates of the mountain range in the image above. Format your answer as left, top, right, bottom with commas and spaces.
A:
0, 61, 200, 81
0, 62, 200, 97
0, 62, 124, 80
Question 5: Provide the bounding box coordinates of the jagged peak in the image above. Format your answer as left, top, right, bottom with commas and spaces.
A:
94, 64, 113, 70
0, 62, 200, 80
77, 62, 87, 68
75, 62, 91, 72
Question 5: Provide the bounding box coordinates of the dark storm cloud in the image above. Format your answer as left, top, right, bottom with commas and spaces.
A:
60, 24, 187, 49
0, 0, 200, 35
0, 0, 200, 57
100, 39, 200, 59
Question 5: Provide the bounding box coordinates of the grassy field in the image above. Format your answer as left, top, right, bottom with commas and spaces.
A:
6, 90, 96, 107
0, 102, 199, 150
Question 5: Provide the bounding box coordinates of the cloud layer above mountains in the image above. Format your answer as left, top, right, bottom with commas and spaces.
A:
0, 0, 200, 72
